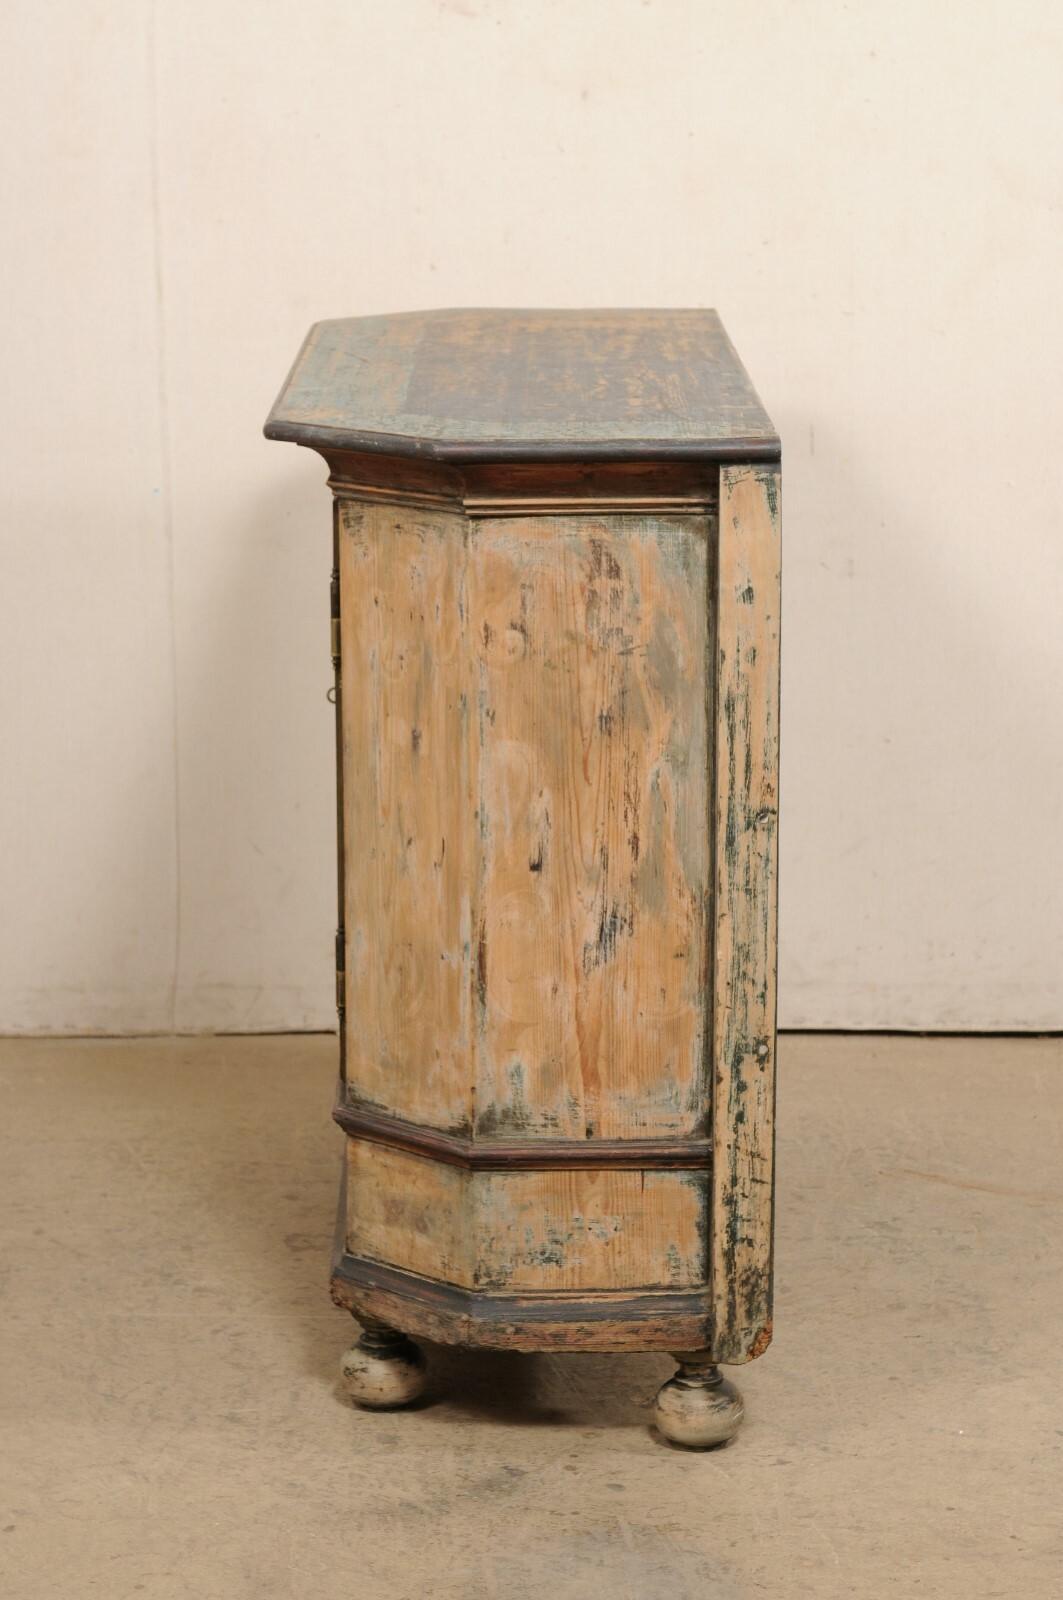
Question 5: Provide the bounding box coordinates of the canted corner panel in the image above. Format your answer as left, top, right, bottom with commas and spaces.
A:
345, 1137, 709, 1294
345, 1139, 469, 1288
468, 513, 712, 1144
339, 499, 474, 1135
711, 465, 781, 1364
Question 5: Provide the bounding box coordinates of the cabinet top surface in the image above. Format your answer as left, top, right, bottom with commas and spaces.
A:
264, 308, 778, 463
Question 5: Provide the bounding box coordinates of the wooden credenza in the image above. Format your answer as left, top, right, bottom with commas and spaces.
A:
265, 309, 780, 1447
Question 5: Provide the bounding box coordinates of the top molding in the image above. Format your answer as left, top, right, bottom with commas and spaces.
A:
264, 308, 780, 465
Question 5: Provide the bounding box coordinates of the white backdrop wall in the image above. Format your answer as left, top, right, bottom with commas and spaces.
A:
2, 0, 1061, 1034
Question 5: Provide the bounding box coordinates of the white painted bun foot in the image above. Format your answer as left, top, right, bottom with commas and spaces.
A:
341, 1325, 427, 1410
653, 1354, 744, 1448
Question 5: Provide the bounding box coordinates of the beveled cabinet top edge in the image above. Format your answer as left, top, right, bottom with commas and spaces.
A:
266, 414, 782, 466
264, 308, 780, 465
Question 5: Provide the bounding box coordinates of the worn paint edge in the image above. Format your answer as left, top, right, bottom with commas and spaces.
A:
335, 1096, 713, 1172
461, 494, 715, 516
709, 462, 781, 1365
328, 478, 717, 517
333, 1249, 713, 1317
266, 416, 782, 465
328, 476, 459, 511
329, 1161, 713, 1352
331, 1260, 713, 1358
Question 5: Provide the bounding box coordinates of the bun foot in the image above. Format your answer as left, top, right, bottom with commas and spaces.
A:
653, 1353, 744, 1448
340, 1323, 427, 1410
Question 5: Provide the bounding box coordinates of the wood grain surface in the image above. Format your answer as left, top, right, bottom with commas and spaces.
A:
710, 464, 781, 1363
339, 503, 713, 1145
340, 499, 473, 1133
344, 1138, 709, 1293
330, 1256, 713, 1353
265, 309, 779, 462
333, 1095, 711, 1170
303, 319, 782, 1358
469, 513, 711, 1142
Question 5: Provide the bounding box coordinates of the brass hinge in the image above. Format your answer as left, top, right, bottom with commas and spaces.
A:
335, 926, 345, 1015
330, 567, 341, 672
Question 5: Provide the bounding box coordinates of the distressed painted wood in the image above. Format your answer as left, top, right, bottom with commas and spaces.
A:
333, 1097, 712, 1170
331, 1160, 713, 1354
341, 506, 711, 1144
345, 1137, 708, 1293
331, 1264, 713, 1353
266, 308, 779, 461
653, 1358, 745, 1447
710, 464, 781, 1364
340, 1326, 427, 1409
339, 498, 473, 1134
469, 513, 711, 1142
266, 309, 780, 1418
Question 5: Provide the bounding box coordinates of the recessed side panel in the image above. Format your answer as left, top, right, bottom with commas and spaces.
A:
339, 500, 473, 1133
468, 513, 712, 1142
345, 1138, 709, 1294
470, 1165, 708, 1293
711, 465, 781, 1364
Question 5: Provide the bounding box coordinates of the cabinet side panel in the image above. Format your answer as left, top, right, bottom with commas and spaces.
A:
339, 501, 473, 1133
345, 1138, 708, 1293
711, 465, 781, 1363
468, 513, 711, 1142
472, 1167, 708, 1292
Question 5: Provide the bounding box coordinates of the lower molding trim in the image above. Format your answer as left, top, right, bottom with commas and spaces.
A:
331, 1248, 713, 1353
334, 1093, 711, 1172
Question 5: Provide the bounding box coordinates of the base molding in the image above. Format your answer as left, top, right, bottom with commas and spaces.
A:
331, 1248, 713, 1352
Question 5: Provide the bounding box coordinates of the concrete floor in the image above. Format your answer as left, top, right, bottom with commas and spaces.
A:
0, 1034, 1060, 1599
